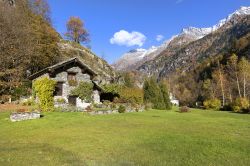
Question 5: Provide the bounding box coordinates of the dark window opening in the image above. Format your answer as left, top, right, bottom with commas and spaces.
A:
68, 96, 77, 106
54, 82, 63, 96
100, 93, 119, 102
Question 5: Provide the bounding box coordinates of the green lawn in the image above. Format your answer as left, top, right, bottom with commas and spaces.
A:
0, 108, 249, 166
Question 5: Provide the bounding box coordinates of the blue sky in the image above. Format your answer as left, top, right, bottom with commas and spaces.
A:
48, 0, 250, 64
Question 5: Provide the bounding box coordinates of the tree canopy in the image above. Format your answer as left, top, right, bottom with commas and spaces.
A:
65, 17, 89, 44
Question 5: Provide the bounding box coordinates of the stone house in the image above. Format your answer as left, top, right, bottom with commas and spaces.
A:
29, 57, 104, 109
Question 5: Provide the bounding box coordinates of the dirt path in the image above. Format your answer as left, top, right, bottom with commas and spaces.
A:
0, 104, 32, 112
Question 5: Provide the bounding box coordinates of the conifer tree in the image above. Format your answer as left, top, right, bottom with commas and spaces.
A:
159, 81, 172, 110
143, 77, 166, 110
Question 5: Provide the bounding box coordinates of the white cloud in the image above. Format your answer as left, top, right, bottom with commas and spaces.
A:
176, 0, 184, 4
156, 35, 164, 41
110, 30, 146, 47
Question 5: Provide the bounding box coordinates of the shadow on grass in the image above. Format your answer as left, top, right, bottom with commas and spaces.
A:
0, 143, 86, 165
227, 111, 250, 114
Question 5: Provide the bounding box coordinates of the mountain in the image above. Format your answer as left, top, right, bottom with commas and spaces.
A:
137, 6, 250, 77
112, 44, 167, 71
112, 29, 208, 72
112, 7, 242, 72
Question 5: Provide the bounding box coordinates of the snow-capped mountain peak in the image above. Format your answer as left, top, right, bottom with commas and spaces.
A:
181, 27, 213, 39
181, 6, 250, 39
212, 6, 250, 31
113, 6, 250, 72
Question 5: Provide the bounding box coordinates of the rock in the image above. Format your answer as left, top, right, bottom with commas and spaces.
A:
106, 110, 112, 114
10, 111, 40, 122
97, 111, 103, 115
112, 110, 119, 114
88, 112, 96, 115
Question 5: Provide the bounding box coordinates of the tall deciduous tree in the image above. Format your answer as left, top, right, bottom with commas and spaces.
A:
0, 0, 59, 98
65, 17, 89, 44
212, 61, 226, 106
227, 54, 241, 98
238, 57, 250, 98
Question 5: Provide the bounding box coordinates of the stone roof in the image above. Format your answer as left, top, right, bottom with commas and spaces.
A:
29, 57, 97, 80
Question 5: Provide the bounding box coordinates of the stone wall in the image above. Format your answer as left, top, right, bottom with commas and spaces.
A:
10, 111, 40, 122
33, 66, 101, 109
88, 109, 144, 115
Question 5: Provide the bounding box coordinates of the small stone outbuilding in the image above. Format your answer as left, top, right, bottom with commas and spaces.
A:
29, 57, 103, 109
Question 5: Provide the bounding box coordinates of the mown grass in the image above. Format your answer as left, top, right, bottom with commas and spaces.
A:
0, 108, 249, 166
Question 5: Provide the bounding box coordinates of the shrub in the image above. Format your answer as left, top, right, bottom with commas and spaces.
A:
203, 98, 221, 111
118, 105, 126, 113
12, 81, 32, 101
145, 102, 153, 110
179, 106, 190, 113
221, 104, 233, 111
33, 77, 56, 112
55, 98, 66, 104
233, 98, 250, 113
103, 100, 112, 107
21, 98, 35, 106
71, 81, 94, 102
102, 83, 121, 95
55, 106, 82, 112
119, 87, 144, 105
85, 106, 93, 112
0, 95, 10, 104
68, 79, 78, 86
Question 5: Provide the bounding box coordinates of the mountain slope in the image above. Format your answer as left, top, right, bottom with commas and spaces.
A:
112, 14, 226, 72
137, 6, 250, 77
112, 44, 166, 71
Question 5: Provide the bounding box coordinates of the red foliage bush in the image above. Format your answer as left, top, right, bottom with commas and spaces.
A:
179, 106, 190, 113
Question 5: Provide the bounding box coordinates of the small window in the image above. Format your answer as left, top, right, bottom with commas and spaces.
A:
67, 73, 76, 81
54, 82, 63, 96
68, 73, 77, 86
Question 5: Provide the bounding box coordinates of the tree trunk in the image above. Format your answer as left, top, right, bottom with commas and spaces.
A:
243, 73, 246, 98
236, 72, 242, 98
218, 62, 225, 106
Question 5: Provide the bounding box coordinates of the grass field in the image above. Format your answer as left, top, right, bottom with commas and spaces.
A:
0, 108, 249, 166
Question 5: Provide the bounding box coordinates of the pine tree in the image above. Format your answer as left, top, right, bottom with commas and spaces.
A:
143, 77, 166, 110
159, 81, 172, 110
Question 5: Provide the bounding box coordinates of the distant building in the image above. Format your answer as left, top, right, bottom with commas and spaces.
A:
170, 93, 179, 106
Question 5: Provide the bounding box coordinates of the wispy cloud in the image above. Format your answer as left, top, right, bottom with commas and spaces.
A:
176, 0, 184, 4
110, 30, 146, 47
156, 35, 164, 42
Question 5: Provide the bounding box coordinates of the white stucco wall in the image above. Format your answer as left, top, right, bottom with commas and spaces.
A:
76, 98, 91, 109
